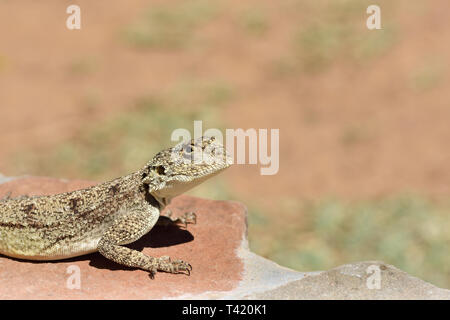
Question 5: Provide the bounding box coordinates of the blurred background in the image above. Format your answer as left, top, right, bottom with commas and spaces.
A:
0, 0, 449, 288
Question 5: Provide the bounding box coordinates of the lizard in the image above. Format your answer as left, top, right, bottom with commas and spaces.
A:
0, 136, 232, 278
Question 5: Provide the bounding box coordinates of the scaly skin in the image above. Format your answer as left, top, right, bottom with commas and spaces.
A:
0, 136, 232, 278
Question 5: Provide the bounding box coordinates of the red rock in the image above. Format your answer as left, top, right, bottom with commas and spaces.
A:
0, 177, 246, 299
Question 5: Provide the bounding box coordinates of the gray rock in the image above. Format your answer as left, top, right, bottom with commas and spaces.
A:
242, 260, 450, 299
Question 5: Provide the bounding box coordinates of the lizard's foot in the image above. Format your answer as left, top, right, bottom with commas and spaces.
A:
159, 210, 197, 228
156, 255, 192, 276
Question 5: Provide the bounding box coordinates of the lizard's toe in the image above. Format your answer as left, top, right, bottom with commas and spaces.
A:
157, 256, 192, 275
143, 259, 159, 279
148, 270, 156, 279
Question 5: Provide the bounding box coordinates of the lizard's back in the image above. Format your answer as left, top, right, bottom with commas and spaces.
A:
0, 174, 142, 260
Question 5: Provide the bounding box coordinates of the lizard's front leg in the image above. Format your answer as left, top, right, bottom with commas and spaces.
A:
97, 204, 192, 278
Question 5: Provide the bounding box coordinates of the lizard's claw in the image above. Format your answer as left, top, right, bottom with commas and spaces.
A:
157, 256, 192, 276
144, 261, 158, 279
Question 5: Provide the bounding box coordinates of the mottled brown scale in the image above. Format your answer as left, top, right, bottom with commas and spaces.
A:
0, 136, 232, 277
23, 203, 36, 215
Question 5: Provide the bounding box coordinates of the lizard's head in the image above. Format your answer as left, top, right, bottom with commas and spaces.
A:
142, 136, 232, 203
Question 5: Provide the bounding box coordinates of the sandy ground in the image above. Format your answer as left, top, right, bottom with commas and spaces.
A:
1, 0, 450, 206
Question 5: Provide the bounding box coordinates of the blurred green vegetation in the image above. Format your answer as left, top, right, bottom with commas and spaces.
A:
248, 196, 450, 288
237, 9, 269, 37
122, 0, 219, 49
68, 56, 99, 76
410, 58, 445, 91
340, 124, 373, 147
292, 1, 396, 72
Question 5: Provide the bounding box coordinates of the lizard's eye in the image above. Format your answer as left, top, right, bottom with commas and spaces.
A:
184, 144, 193, 153
153, 165, 166, 175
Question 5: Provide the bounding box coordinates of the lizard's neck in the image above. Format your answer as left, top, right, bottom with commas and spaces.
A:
140, 181, 169, 210
130, 168, 170, 210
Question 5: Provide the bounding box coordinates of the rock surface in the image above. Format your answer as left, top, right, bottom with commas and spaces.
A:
0, 175, 449, 299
